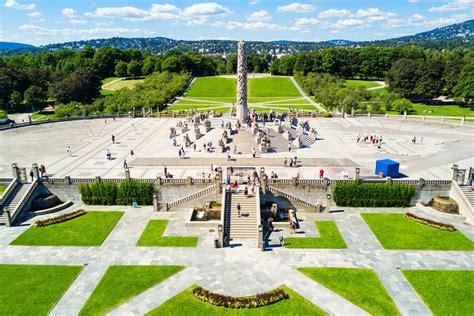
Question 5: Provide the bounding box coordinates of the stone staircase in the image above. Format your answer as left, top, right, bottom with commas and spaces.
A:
460, 185, 474, 207
0, 183, 31, 224
229, 191, 258, 240
281, 125, 316, 147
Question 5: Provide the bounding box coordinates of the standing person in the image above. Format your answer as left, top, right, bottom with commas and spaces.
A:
193, 143, 197, 151
106, 149, 111, 160
244, 186, 248, 197
29, 170, 34, 182
288, 142, 291, 152
233, 145, 237, 155
252, 147, 256, 158
227, 150, 231, 161
284, 157, 288, 167
294, 156, 298, 167
290, 219, 296, 234
237, 203, 241, 217
319, 168, 324, 179
164, 166, 168, 177
130, 149, 134, 157
112, 135, 115, 144
67, 146, 73, 157
123, 158, 128, 169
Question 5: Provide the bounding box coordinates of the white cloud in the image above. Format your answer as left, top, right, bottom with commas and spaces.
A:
4, 0, 35, 10
249, 0, 260, 4
294, 17, 320, 26
277, 2, 314, 13
384, 13, 468, 29
213, 20, 281, 30
62, 8, 77, 18
356, 8, 397, 22
429, 0, 472, 12
318, 9, 350, 19
70, 19, 87, 25
18, 23, 41, 30
408, 14, 425, 22
331, 18, 368, 30
85, 6, 148, 18
182, 3, 231, 17
246, 10, 271, 22
28, 11, 41, 17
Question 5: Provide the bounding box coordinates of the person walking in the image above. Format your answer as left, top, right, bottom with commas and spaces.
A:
319, 168, 324, 179
106, 149, 111, 160
237, 203, 241, 218
288, 142, 291, 152
284, 157, 287, 167
252, 147, 256, 158
112, 135, 115, 144
227, 150, 231, 161
123, 158, 128, 169
164, 166, 168, 177
130, 149, 134, 157
67, 146, 73, 157
244, 186, 248, 197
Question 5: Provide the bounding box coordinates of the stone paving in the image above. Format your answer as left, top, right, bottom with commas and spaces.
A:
1, 205, 473, 315
0, 116, 472, 180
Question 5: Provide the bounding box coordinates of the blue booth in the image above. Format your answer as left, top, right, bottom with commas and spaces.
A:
375, 159, 400, 178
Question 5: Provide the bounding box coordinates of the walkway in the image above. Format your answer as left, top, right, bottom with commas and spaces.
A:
290, 76, 327, 112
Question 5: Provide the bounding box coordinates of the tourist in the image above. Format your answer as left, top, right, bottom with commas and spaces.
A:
106, 149, 111, 160
290, 219, 296, 234
164, 166, 168, 177
123, 159, 128, 169
288, 142, 291, 152
289, 158, 293, 167
67, 146, 73, 157
296, 172, 300, 180
252, 147, 256, 158
319, 168, 324, 179
227, 151, 231, 161
234, 145, 237, 155
244, 186, 248, 197
294, 156, 298, 167
193, 143, 197, 151
279, 235, 284, 246
284, 157, 288, 167
112, 135, 115, 144
268, 217, 274, 232
173, 138, 177, 147
130, 149, 134, 157
412, 136, 417, 144
178, 149, 182, 159
29, 170, 34, 182
237, 203, 241, 217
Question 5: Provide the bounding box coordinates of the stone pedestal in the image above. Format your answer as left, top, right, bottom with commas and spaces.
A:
153, 193, 159, 212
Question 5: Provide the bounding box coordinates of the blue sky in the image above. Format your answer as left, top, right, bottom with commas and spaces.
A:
1, 0, 473, 45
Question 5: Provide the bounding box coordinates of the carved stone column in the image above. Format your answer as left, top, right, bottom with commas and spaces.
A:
236, 40, 248, 123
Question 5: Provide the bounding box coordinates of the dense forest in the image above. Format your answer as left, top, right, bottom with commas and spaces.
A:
0, 44, 472, 118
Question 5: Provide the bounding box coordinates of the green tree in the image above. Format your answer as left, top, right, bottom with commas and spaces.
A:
454, 59, 474, 104
392, 98, 413, 114
24, 85, 46, 109
114, 61, 128, 77
386, 59, 421, 98
127, 60, 142, 77
49, 67, 101, 104
8, 90, 23, 112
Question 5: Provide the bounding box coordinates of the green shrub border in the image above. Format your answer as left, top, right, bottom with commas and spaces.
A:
405, 212, 456, 231
79, 181, 154, 205
33, 209, 86, 227
333, 181, 415, 207
192, 286, 289, 309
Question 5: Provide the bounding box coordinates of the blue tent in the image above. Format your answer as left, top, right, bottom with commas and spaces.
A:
375, 159, 400, 178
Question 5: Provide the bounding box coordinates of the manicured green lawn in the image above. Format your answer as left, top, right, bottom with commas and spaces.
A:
345, 79, 382, 89
0, 264, 82, 315
10, 211, 124, 246
263, 98, 310, 105
186, 76, 236, 97
361, 213, 474, 250
137, 220, 198, 247
168, 104, 223, 111
284, 221, 347, 249
411, 103, 474, 117
80, 265, 184, 316
402, 270, 474, 315
0, 184, 7, 195
31, 112, 58, 121
101, 76, 121, 84
175, 98, 224, 105
299, 268, 399, 315
249, 77, 301, 97
147, 285, 328, 315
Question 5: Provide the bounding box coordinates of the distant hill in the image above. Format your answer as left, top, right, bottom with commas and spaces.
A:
1, 20, 472, 56
0, 41, 35, 50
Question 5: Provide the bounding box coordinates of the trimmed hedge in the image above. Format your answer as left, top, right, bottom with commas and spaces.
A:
192, 286, 288, 309
333, 181, 415, 207
34, 209, 86, 227
79, 181, 153, 205
405, 212, 456, 231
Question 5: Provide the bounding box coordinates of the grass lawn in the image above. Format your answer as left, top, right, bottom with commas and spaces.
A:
345, 79, 382, 89
31, 112, 58, 121
249, 77, 301, 97
175, 98, 224, 105
10, 211, 124, 246
0, 264, 82, 315
168, 104, 222, 111
103, 79, 144, 91
80, 265, 184, 316
299, 268, 399, 315
0, 184, 7, 195
402, 270, 474, 315
263, 98, 310, 105
147, 285, 328, 315
187, 76, 236, 97
284, 221, 347, 249
361, 213, 474, 250
101, 76, 121, 84
137, 220, 198, 247
410, 103, 474, 117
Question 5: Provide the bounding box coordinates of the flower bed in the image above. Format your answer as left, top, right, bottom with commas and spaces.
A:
33, 209, 86, 227
192, 286, 289, 308
405, 212, 456, 231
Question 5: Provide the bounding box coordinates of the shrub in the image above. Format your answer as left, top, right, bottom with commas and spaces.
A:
405, 212, 456, 231
192, 286, 288, 309
34, 209, 86, 227
117, 181, 153, 205
333, 181, 415, 207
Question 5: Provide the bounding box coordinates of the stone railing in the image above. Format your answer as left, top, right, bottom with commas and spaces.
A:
11, 179, 39, 224
45, 176, 216, 186
0, 178, 19, 207
450, 181, 474, 224
167, 185, 216, 209
268, 185, 321, 212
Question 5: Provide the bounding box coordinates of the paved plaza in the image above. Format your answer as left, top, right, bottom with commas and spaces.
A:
1, 204, 473, 315
0, 116, 472, 180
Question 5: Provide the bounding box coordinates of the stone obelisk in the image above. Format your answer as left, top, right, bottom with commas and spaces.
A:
236, 40, 248, 122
